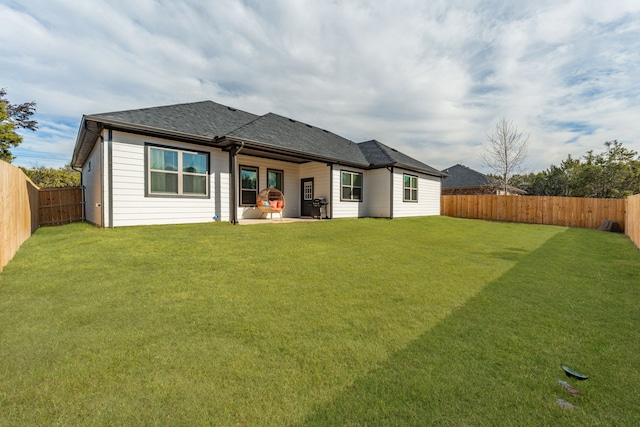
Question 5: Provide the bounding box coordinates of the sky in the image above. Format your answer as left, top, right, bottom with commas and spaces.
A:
1, 0, 640, 173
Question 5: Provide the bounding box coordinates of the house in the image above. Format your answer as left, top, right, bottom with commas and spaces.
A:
71, 101, 446, 227
441, 164, 525, 195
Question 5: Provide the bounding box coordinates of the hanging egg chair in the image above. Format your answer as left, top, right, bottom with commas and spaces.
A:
256, 188, 285, 219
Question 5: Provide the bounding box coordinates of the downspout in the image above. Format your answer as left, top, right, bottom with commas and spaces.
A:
107, 129, 113, 228
388, 166, 394, 219
329, 163, 334, 219
229, 141, 245, 224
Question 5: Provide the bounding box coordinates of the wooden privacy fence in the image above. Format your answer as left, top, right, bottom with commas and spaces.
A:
39, 187, 85, 226
1, 160, 86, 271
441, 195, 627, 230
1, 160, 39, 272
627, 194, 640, 249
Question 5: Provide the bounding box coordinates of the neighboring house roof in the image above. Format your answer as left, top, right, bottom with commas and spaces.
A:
72, 100, 444, 177
440, 164, 525, 193
441, 164, 496, 188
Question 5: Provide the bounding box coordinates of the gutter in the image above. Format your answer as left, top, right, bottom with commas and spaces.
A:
218, 135, 371, 170
373, 161, 448, 178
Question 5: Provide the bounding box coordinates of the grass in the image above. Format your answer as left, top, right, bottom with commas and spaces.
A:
0, 217, 639, 426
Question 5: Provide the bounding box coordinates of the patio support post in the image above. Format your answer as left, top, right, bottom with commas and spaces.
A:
228, 141, 245, 224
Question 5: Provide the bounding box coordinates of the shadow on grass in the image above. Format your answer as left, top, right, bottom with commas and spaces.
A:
301, 228, 640, 426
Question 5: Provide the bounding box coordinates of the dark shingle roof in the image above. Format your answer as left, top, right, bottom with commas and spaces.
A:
227, 113, 369, 166
359, 140, 445, 177
73, 100, 443, 177
441, 164, 495, 188
88, 101, 259, 138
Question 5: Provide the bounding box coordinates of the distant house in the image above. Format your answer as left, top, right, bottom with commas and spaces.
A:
71, 101, 446, 227
440, 164, 525, 195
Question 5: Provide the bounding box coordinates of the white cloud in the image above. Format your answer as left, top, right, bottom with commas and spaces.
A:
2, 0, 640, 171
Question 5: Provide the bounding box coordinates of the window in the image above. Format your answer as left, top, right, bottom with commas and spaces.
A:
404, 174, 418, 202
147, 145, 208, 197
267, 169, 284, 191
240, 166, 258, 206
341, 171, 362, 201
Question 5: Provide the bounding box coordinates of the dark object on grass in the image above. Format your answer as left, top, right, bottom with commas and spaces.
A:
598, 220, 623, 233
556, 398, 577, 409
562, 365, 588, 380
558, 379, 581, 395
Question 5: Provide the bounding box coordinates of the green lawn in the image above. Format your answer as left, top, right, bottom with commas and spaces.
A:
1, 217, 639, 426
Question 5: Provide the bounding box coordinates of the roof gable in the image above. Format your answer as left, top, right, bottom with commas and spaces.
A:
359, 140, 445, 177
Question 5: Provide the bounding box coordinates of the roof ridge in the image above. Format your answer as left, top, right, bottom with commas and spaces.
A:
89, 100, 258, 121
359, 139, 395, 164
89, 100, 212, 117
261, 112, 355, 143
224, 111, 268, 135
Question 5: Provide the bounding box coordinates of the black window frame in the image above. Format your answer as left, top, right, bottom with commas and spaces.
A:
240, 165, 259, 206
267, 168, 284, 192
340, 170, 363, 202
403, 173, 418, 202
145, 143, 210, 198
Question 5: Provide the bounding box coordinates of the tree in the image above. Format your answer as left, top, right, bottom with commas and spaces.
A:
517, 140, 640, 198
20, 163, 80, 188
481, 118, 529, 194
580, 140, 640, 198
0, 88, 38, 163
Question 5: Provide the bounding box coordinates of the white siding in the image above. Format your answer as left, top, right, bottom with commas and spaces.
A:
331, 166, 366, 218
392, 168, 441, 217
109, 131, 228, 227
81, 127, 441, 225
363, 168, 391, 218
82, 136, 104, 226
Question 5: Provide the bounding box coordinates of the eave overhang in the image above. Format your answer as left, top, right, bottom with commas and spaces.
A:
217, 135, 369, 168
71, 118, 446, 179
367, 161, 448, 178
71, 115, 219, 169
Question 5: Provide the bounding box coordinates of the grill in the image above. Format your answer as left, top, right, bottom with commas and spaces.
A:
312, 198, 328, 219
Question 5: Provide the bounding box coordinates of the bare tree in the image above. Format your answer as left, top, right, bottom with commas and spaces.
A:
481, 118, 529, 195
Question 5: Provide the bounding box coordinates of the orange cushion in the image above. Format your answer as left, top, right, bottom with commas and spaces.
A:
276, 200, 283, 209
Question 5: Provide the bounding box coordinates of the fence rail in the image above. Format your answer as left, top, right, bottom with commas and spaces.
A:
441, 195, 627, 230
1, 160, 39, 272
